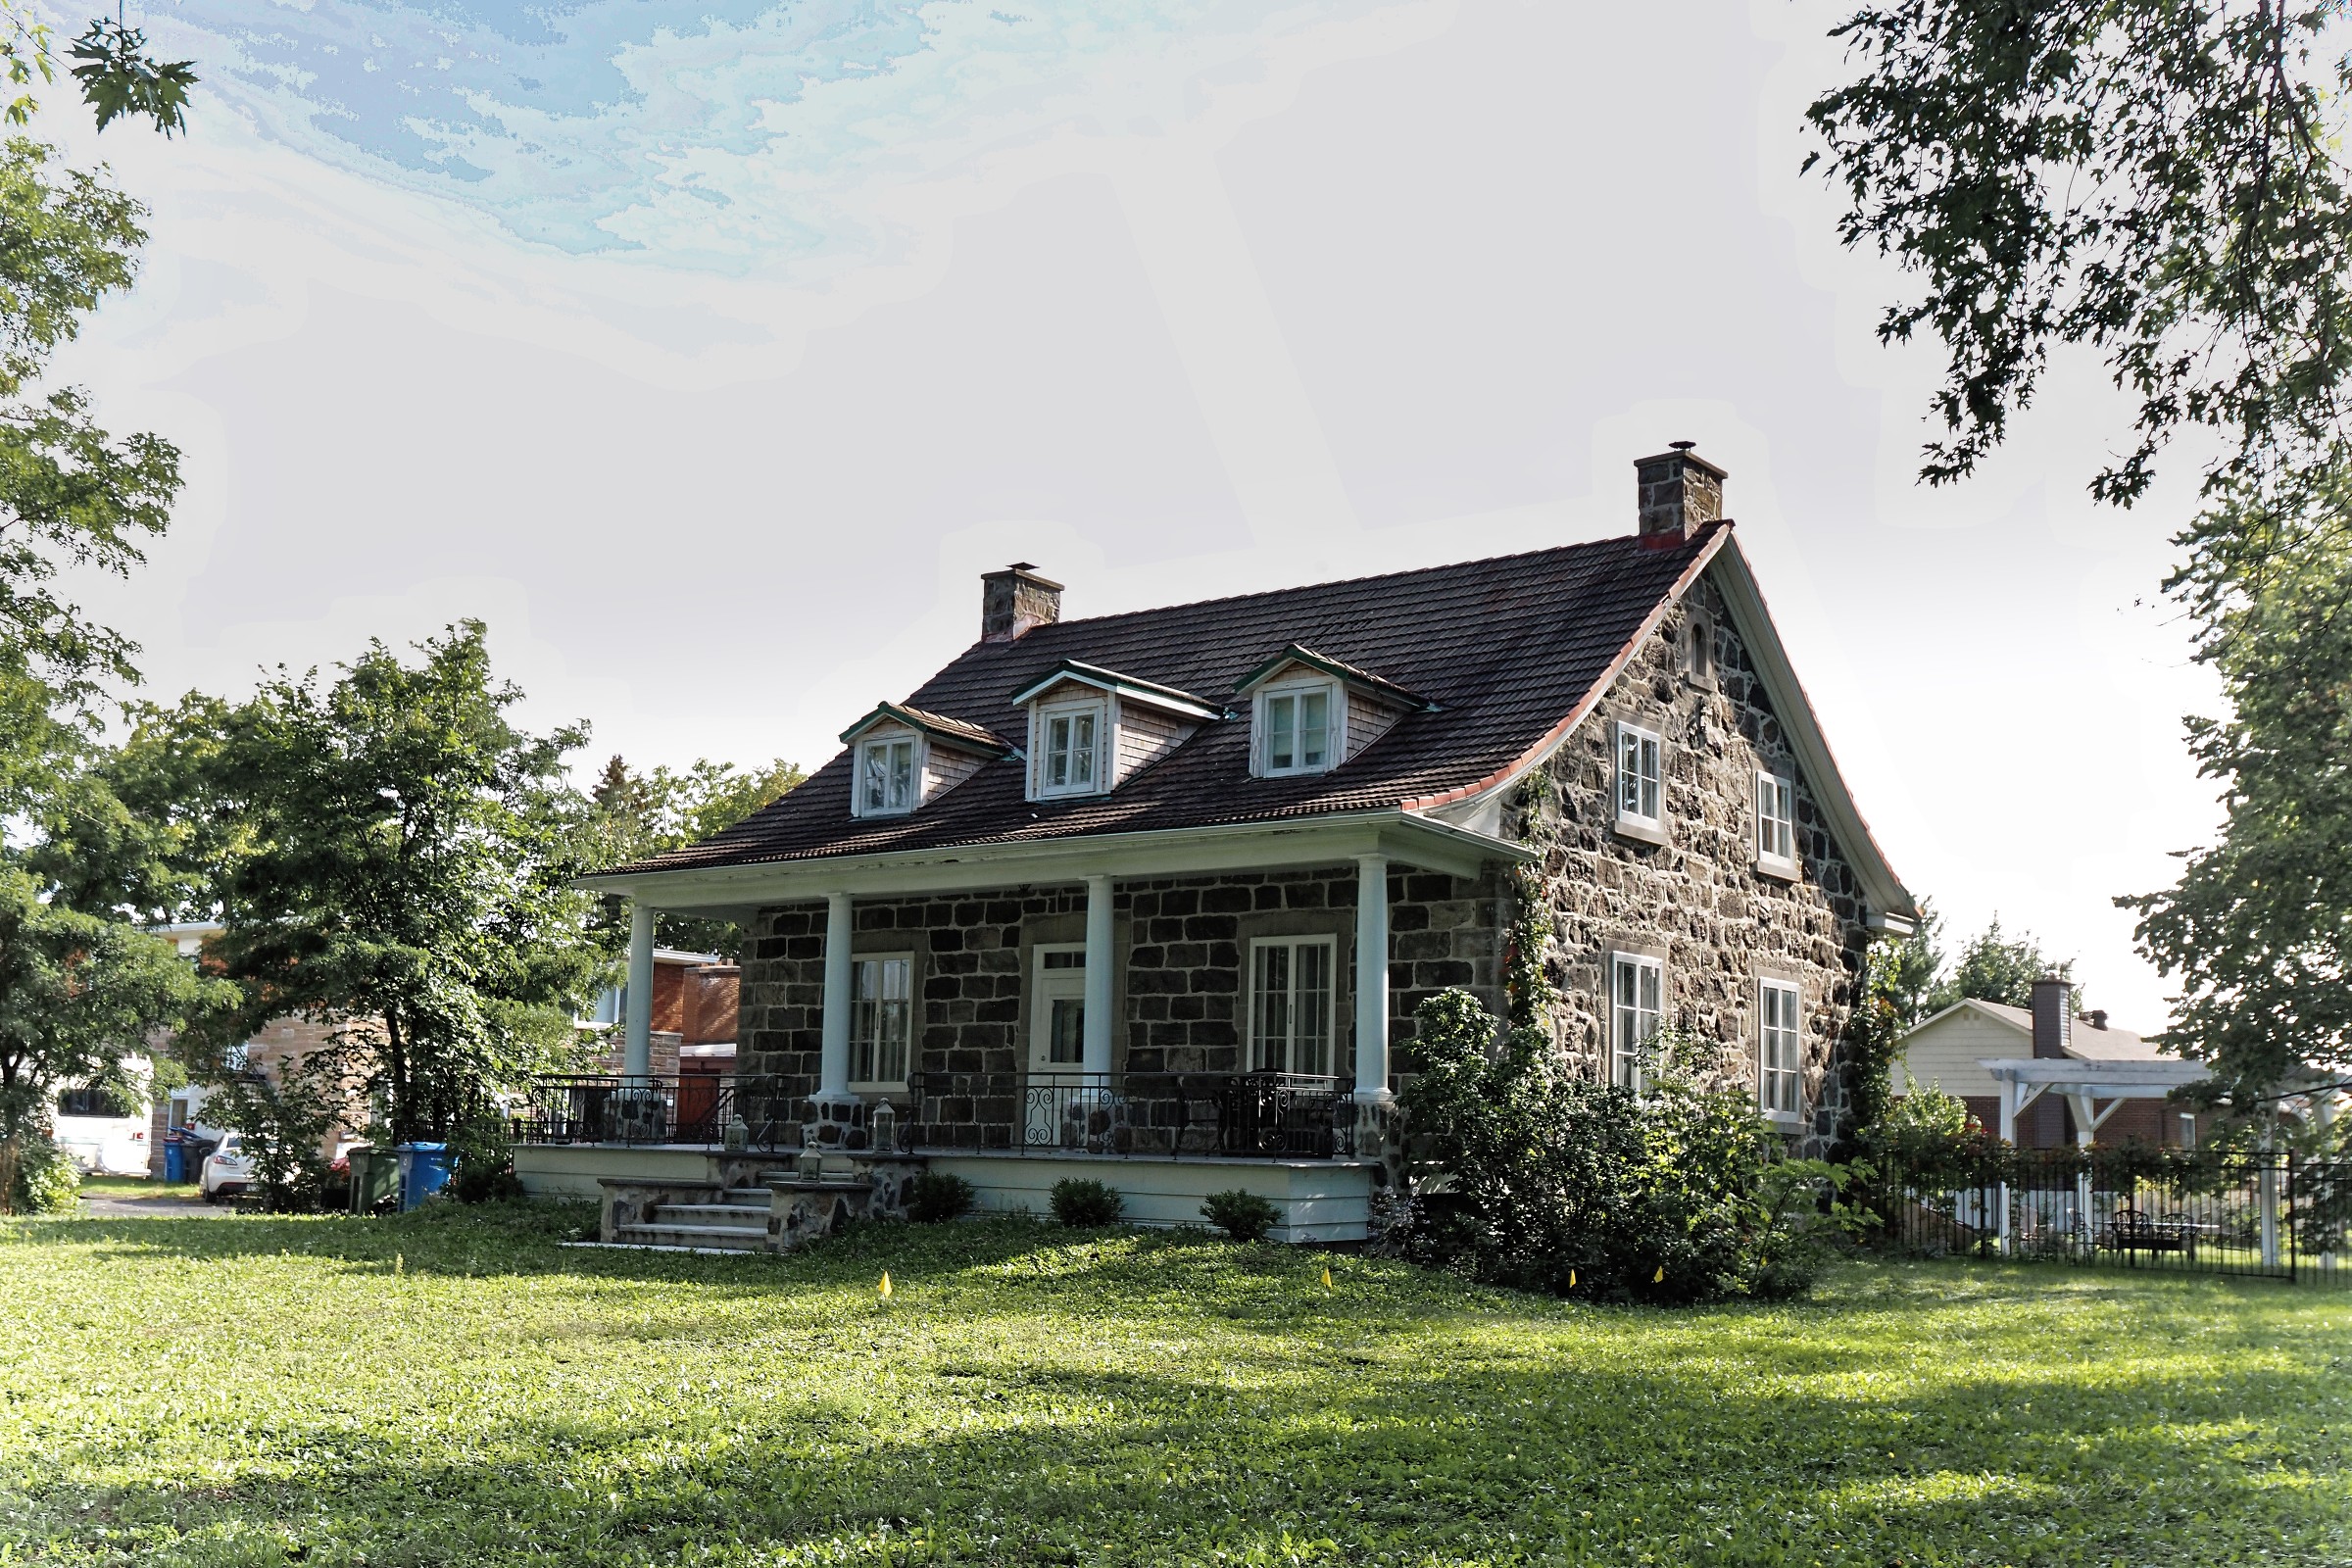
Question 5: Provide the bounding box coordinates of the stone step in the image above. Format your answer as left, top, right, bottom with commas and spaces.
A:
561, 1241, 758, 1256
715, 1189, 770, 1207
655, 1203, 770, 1225
616, 1223, 769, 1251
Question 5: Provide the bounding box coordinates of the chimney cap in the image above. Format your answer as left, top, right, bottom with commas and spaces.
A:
1636, 445, 1728, 480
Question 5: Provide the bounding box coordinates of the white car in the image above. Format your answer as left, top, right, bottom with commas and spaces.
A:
199, 1135, 254, 1201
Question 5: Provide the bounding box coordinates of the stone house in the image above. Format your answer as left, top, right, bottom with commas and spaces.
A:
551, 447, 1921, 1245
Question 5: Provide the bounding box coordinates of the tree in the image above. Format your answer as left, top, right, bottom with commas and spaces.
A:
195, 622, 605, 1144
1924, 915, 2083, 1014
582, 753, 803, 957
0, 863, 225, 1211
2124, 493, 2352, 1101
1805, 0, 2352, 512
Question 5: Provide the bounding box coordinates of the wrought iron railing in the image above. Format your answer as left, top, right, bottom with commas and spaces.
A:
511, 1074, 793, 1152
899, 1070, 1354, 1159
1879, 1149, 2349, 1286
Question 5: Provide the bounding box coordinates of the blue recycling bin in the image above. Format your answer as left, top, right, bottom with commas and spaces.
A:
393, 1142, 452, 1210
163, 1138, 185, 1184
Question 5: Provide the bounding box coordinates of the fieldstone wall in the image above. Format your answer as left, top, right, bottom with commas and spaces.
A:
736, 867, 1506, 1150
1506, 576, 1871, 1149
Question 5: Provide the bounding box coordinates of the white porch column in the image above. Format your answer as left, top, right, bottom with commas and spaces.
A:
1996, 1075, 2017, 1256
1083, 875, 1115, 1082
623, 900, 657, 1082
1353, 855, 1392, 1102
816, 892, 856, 1103
2259, 1116, 2281, 1271
2070, 1091, 2096, 1251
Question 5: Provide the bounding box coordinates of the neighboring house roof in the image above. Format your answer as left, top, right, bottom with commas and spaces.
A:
603, 525, 1918, 923
1897, 998, 2159, 1063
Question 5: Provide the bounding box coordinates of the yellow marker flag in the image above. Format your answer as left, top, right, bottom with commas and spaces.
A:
1320, 1265, 1334, 1292
1568, 1269, 1576, 1289
1653, 1265, 1665, 1284
879, 1271, 893, 1299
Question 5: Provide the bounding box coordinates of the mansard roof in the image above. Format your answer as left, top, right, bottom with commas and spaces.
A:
607, 523, 1918, 924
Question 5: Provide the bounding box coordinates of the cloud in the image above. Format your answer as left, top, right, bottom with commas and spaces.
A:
151, 0, 1435, 277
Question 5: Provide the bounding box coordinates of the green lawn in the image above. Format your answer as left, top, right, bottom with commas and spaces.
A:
2, 1204, 2344, 1567
78, 1174, 200, 1200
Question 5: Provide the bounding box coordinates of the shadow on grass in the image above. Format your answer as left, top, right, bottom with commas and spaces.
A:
13, 1288, 2339, 1568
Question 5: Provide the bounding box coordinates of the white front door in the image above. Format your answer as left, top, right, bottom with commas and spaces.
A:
1027, 945, 1088, 1143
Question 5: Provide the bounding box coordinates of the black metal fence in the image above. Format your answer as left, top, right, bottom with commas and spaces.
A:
1880, 1149, 2350, 1286
512, 1074, 794, 1152
901, 1070, 1355, 1159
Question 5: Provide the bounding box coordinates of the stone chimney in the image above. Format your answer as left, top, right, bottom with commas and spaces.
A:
1636, 441, 1726, 547
2031, 975, 2074, 1059
980, 563, 1062, 643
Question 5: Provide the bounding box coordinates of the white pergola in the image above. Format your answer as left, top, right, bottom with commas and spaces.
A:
1979, 1056, 2268, 1261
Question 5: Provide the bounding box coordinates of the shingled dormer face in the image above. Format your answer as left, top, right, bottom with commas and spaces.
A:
1010, 662, 1224, 803
840, 705, 1012, 819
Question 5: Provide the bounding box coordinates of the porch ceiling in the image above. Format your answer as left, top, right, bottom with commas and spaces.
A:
582, 807, 1531, 918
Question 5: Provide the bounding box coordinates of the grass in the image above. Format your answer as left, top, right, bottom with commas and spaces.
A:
78, 1174, 201, 1200
1, 1204, 2344, 1567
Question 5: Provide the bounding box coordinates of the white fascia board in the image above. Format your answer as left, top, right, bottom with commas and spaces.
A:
1703, 543, 1922, 929
1897, 998, 2032, 1045
1010, 664, 1227, 721
579, 808, 1532, 911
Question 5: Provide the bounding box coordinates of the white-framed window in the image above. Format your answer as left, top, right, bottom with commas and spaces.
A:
858, 736, 919, 816
1755, 771, 1796, 874
1610, 953, 1663, 1092
1615, 721, 1663, 833
1758, 978, 1802, 1120
1258, 682, 1339, 776
1249, 936, 1336, 1075
1035, 701, 1103, 797
849, 953, 913, 1089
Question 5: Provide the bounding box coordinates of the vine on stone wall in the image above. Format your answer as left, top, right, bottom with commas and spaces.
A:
1505, 762, 1562, 1034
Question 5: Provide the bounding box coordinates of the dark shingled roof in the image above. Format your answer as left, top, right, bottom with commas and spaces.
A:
623, 525, 1721, 873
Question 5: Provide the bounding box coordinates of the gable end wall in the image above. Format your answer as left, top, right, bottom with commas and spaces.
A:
1509, 576, 1874, 1150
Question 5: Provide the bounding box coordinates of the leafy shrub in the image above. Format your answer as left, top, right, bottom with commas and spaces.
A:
9, 1137, 80, 1214
906, 1171, 975, 1224
448, 1111, 526, 1204
1050, 1177, 1122, 1227
1200, 1189, 1280, 1242
1396, 989, 1866, 1303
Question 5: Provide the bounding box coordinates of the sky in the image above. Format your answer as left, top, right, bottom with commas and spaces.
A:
50, 0, 2223, 1028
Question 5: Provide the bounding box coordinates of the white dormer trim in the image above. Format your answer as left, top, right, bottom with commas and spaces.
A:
853, 728, 922, 818
1008, 661, 1224, 721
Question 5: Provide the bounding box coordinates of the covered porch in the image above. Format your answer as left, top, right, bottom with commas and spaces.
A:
534, 808, 1527, 1245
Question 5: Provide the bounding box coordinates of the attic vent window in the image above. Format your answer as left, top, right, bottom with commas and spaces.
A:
1262, 683, 1333, 774
1684, 610, 1715, 686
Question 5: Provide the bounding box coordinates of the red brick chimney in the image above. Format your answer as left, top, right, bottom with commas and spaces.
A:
1636, 442, 1725, 548
981, 563, 1062, 642
2031, 975, 2074, 1058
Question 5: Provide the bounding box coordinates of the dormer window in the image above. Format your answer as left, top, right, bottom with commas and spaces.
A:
1261, 682, 1334, 775
839, 703, 1013, 821
1012, 662, 1222, 803
858, 737, 917, 815
1235, 643, 1432, 781
1037, 699, 1102, 797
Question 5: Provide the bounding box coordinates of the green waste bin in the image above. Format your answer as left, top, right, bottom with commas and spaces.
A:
346, 1147, 399, 1214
